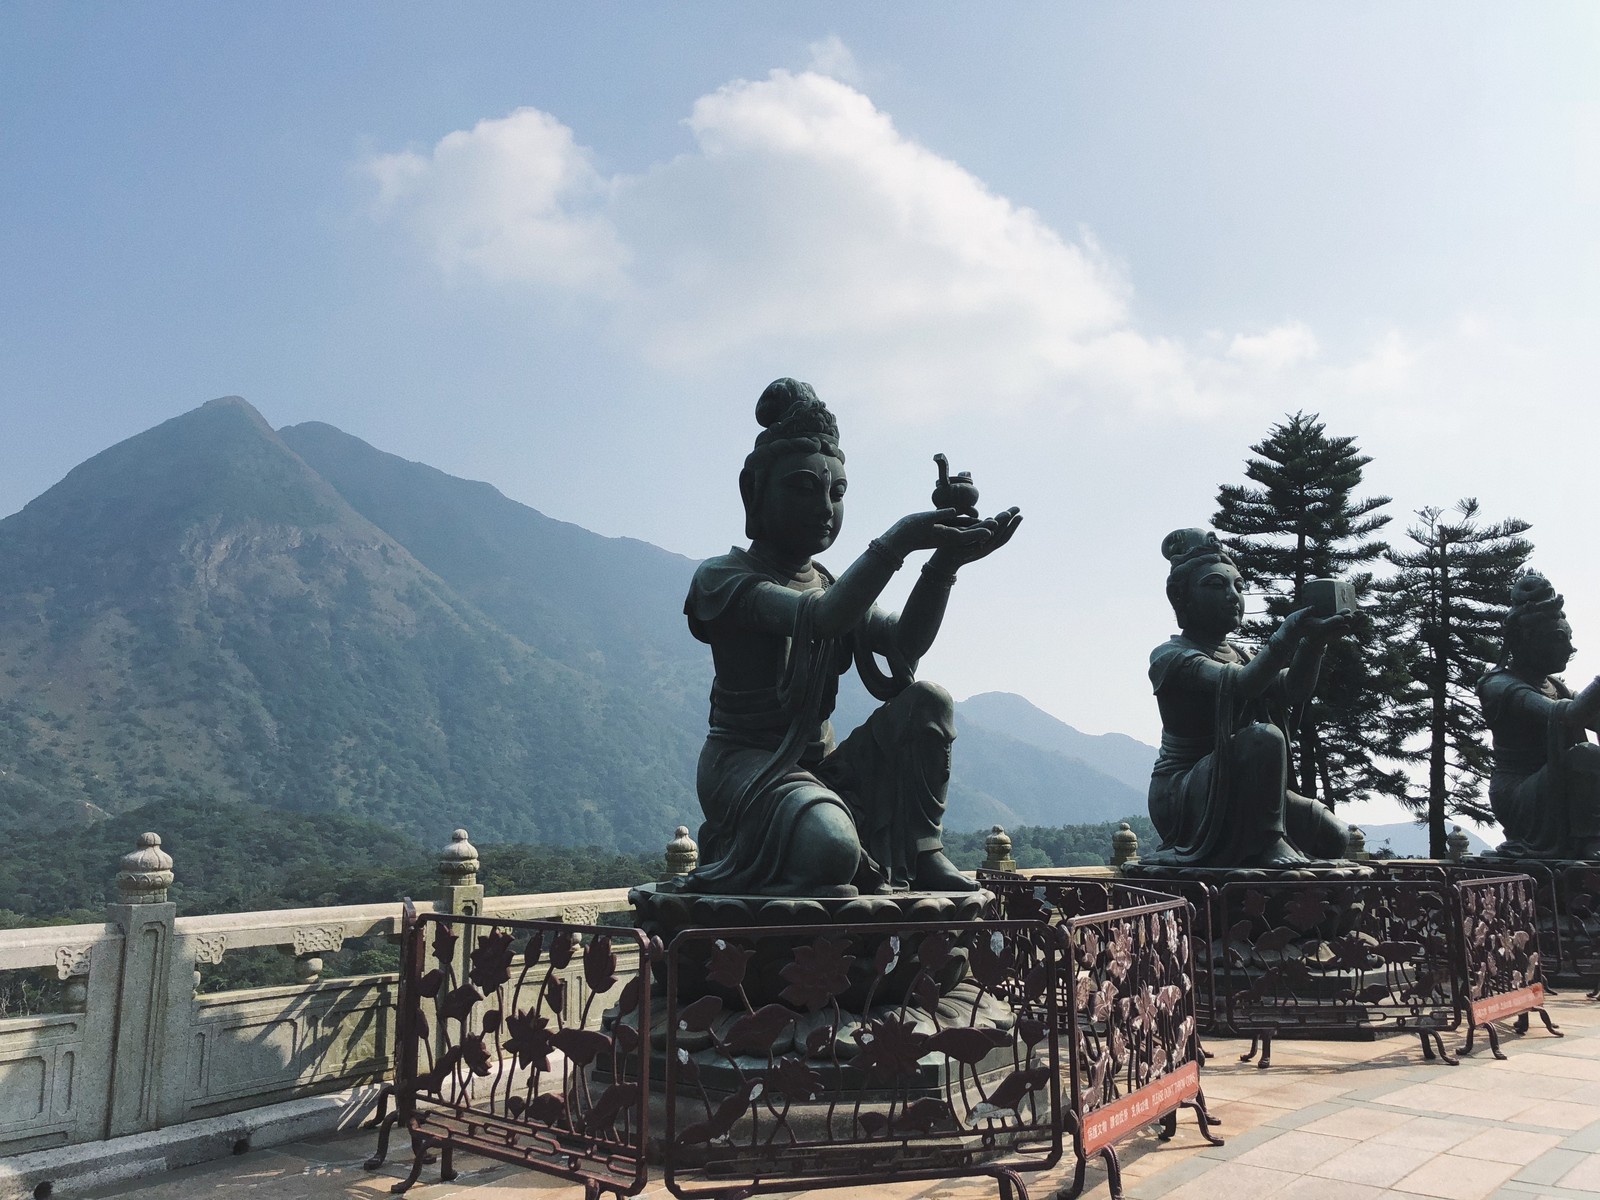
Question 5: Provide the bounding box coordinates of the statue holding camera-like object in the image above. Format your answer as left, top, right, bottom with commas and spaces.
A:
1143, 529, 1353, 868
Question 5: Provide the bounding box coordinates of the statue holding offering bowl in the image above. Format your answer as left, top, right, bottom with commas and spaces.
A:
680, 378, 1021, 897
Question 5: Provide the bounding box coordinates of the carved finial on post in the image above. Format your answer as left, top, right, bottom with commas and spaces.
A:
438, 828, 479, 887
1111, 821, 1140, 867
116, 833, 174, 905
1447, 825, 1470, 863
1345, 824, 1369, 861
983, 825, 1016, 874
435, 828, 484, 916
664, 825, 698, 879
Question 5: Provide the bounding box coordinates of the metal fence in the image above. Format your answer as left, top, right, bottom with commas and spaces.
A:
372, 905, 651, 1197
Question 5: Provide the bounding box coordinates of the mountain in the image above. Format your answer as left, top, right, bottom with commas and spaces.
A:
0, 396, 1156, 855
1358, 821, 1496, 858
0, 398, 699, 849
830, 685, 1150, 832
276, 422, 702, 711
957, 691, 1157, 792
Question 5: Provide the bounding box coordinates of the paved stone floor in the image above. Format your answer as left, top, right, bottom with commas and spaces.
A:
85, 995, 1600, 1200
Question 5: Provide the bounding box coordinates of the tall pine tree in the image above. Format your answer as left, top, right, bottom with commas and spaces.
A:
1212, 412, 1394, 805
1380, 499, 1533, 856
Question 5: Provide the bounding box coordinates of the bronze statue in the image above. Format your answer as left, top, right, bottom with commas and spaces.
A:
681, 378, 1021, 897
1145, 529, 1351, 867
1479, 573, 1600, 859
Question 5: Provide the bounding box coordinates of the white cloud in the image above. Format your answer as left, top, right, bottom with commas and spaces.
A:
1226, 322, 1319, 371
804, 35, 862, 84
366, 108, 628, 295
360, 61, 1340, 419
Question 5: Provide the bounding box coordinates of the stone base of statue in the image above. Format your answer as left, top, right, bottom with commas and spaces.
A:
1118, 858, 1373, 885
628, 881, 991, 1008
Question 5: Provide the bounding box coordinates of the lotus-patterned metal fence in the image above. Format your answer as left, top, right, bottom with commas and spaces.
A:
1455, 872, 1562, 1058
1215, 877, 1461, 1066
372, 905, 652, 1198
661, 918, 1063, 1200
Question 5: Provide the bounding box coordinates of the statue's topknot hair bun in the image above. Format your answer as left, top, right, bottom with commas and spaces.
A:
1162, 528, 1229, 568
756, 378, 817, 429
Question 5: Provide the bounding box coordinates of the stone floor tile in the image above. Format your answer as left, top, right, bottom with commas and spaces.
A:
1244, 1079, 1356, 1110
1380, 1082, 1539, 1121
1496, 1051, 1600, 1079
1509, 1148, 1591, 1188
1269, 1177, 1387, 1200
1298, 1105, 1417, 1140
81, 1150, 417, 1198
1554, 1149, 1600, 1191
1392, 1154, 1519, 1200
1371, 1115, 1483, 1152
1147, 1161, 1300, 1200
1309, 1140, 1436, 1187
1502, 1099, 1600, 1131
1449, 1127, 1564, 1164
1443, 1066, 1587, 1099
1229, 1129, 1358, 1172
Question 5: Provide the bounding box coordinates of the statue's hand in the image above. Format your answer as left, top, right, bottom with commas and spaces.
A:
1273, 606, 1354, 650
884, 508, 985, 557
930, 507, 1022, 570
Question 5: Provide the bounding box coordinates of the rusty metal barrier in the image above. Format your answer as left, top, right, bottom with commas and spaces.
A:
1454, 872, 1563, 1058
371, 904, 652, 1198
1215, 877, 1462, 1067
984, 876, 1224, 1199
1059, 891, 1223, 1200
661, 918, 1063, 1200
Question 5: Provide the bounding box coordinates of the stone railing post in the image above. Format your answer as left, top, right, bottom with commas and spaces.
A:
983, 826, 1016, 874
1447, 825, 1470, 863
103, 832, 188, 1138
663, 825, 699, 880
1111, 822, 1140, 867
436, 828, 484, 917
1345, 825, 1370, 861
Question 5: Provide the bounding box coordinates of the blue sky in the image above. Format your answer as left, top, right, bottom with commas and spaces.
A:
4, 4, 1598, 829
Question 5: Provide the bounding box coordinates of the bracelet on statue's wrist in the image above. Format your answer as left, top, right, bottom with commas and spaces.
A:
867, 538, 905, 570
920, 563, 958, 587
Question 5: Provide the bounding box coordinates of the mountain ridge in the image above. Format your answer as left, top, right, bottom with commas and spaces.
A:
0, 397, 1154, 848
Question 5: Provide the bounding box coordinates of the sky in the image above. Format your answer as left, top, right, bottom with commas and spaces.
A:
3, 3, 1598, 834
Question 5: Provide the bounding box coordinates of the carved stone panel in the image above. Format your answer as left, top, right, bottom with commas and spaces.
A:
292, 925, 345, 956
193, 935, 227, 966
54, 945, 92, 981
561, 905, 599, 927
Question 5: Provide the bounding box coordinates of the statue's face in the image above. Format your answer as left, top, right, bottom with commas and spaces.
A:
1185, 562, 1245, 637
1523, 618, 1576, 677
753, 450, 847, 559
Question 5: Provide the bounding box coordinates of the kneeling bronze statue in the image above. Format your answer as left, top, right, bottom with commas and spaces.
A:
680, 378, 1021, 897
1144, 529, 1352, 868
1480, 573, 1600, 859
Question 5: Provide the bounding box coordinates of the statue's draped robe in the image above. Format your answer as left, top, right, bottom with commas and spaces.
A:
683, 547, 951, 894
1480, 668, 1599, 857
1146, 634, 1344, 866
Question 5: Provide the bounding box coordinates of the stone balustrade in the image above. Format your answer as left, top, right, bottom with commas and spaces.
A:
0, 828, 643, 1165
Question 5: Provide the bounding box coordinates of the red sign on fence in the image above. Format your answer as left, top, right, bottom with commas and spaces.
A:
1469, 983, 1544, 1028
1080, 1061, 1200, 1155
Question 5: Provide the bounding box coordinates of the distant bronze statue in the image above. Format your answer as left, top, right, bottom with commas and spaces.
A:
1145, 529, 1351, 868
1479, 573, 1600, 859
682, 378, 1021, 896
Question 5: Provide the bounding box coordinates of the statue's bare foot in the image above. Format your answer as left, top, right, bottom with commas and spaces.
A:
914, 849, 980, 892
1245, 838, 1310, 868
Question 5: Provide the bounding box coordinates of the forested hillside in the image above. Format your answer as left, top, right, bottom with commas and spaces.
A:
0, 397, 1152, 856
